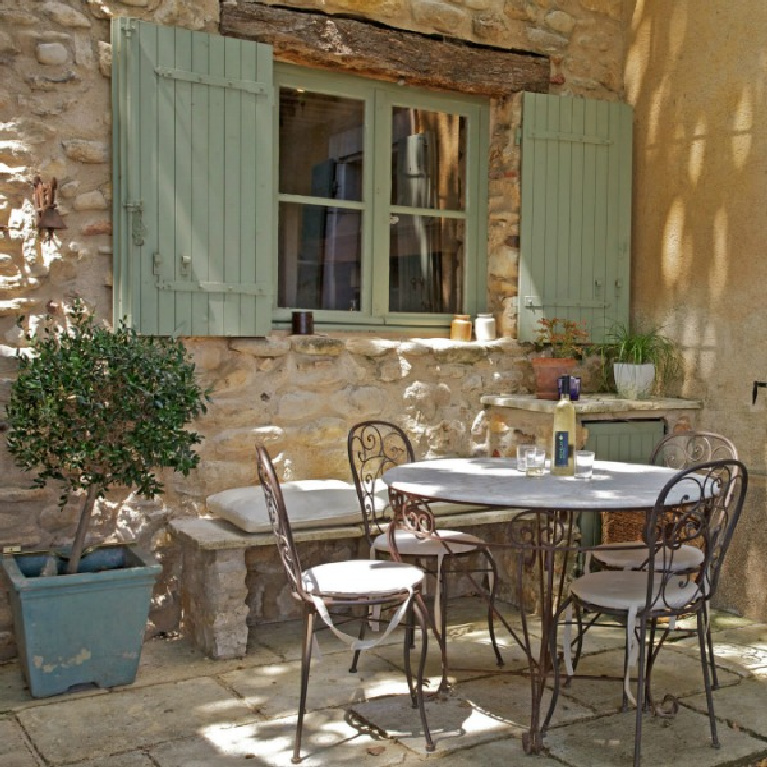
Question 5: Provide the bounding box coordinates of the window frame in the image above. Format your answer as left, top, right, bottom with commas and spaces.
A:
272, 63, 490, 331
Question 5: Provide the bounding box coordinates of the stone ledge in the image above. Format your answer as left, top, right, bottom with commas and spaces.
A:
481, 393, 704, 414
170, 506, 527, 550
169, 515, 365, 550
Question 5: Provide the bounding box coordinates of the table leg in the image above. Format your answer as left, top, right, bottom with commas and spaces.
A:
518, 510, 576, 754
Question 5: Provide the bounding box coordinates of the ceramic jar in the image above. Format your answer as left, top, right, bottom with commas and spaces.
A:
291, 310, 314, 335
450, 314, 472, 341
474, 313, 496, 342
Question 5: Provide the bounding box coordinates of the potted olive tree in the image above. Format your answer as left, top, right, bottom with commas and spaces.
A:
3, 299, 210, 697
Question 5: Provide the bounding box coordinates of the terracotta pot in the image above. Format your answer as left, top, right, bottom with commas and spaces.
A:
531, 357, 577, 400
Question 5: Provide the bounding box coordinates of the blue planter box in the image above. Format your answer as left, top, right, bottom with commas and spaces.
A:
1, 545, 161, 698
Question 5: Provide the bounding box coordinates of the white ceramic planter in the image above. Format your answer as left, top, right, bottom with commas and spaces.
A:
613, 363, 656, 399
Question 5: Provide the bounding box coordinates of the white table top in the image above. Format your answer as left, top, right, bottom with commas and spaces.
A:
383, 457, 683, 512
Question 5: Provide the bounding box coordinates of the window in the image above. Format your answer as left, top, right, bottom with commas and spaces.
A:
112, 20, 490, 336
275, 65, 490, 328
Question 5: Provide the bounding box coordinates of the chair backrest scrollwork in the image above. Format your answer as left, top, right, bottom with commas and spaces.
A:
255, 446, 307, 602
645, 459, 747, 614
347, 420, 418, 543
650, 431, 738, 469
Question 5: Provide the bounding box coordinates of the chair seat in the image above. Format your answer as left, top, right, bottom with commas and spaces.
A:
571, 569, 701, 613
373, 529, 482, 557
302, 559, 425, 598
592, 542, 704, 572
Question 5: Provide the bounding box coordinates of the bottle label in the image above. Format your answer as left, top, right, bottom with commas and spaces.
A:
554, 431, 569, 467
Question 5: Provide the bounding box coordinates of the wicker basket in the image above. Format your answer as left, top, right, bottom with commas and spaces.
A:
600, 509, 646, 544
601, 507, 705, 557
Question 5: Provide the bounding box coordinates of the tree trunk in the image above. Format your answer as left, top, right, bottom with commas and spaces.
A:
67, 486, 98, 575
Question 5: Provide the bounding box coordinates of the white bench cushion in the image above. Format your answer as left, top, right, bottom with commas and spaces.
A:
207, 480, 496, 534
207, 480, 371, 533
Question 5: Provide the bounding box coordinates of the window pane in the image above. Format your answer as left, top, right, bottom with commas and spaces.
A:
279, 88, 365, 201
391, 107, 466, 211
389, 214, 465, 313
278, 201, 362, 311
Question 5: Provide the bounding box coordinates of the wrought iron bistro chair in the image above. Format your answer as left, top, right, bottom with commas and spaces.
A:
255, 446, 434, 764
347, 421, 503, 680
585, 431, 738, 688
548, 459, 748, 767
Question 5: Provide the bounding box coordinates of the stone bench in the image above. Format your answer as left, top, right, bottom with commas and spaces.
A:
170, 480, 525, 659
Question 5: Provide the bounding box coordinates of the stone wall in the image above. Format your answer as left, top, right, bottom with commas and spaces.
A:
176, 335, 530, 497
0, 0, 628, 658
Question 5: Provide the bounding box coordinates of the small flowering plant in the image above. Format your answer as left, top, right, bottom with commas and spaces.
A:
534, 317, 589, 358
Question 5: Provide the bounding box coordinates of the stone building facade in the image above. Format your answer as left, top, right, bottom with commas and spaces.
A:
8, 0, 762, 658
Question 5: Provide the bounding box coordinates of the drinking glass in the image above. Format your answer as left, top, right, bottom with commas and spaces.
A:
525, 447, 546, 477
516, 444, 535, 472
574, 450, 595, 479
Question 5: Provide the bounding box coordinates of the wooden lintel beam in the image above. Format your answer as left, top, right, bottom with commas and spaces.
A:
221, 3, 550, 97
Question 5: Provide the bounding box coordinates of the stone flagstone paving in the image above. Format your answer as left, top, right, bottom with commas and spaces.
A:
1, 598, 767, 766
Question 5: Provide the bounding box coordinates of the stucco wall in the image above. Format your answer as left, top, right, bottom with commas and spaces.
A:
626, 1, 767, 619
0, 0, 628, 659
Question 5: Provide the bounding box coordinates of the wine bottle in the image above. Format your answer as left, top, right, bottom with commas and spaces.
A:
551, 375, 576, 476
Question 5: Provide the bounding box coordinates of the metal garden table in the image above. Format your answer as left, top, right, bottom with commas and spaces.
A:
383, 457, 685, 754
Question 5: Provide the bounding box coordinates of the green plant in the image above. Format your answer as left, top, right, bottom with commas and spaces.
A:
601, 320, 682, 390
534, 317, 589, 359
6, 299, 211, 575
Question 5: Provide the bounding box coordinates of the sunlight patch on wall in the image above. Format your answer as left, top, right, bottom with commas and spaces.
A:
661, 197, 685, 284
668, 3, 688, 60
625, 13, 651, 105
731, 86, 753, 171
688, 117, 706, 185
648, 76, 671, 146
711, 208, 728, 300
691, 321, 717, 379
698, 350, 715, 380
630, 0, 646, 32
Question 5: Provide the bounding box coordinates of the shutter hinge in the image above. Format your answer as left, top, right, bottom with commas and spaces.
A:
155, 274, 269, 297
122, 18, 137, 37
155, 67, 268, 96
527, 130, 612, 146
123, 200, 146, 246
525, 296, 610, 310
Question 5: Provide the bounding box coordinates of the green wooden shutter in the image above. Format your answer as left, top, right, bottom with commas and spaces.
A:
112, 18, 274, 336
518, 93, 632, 343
